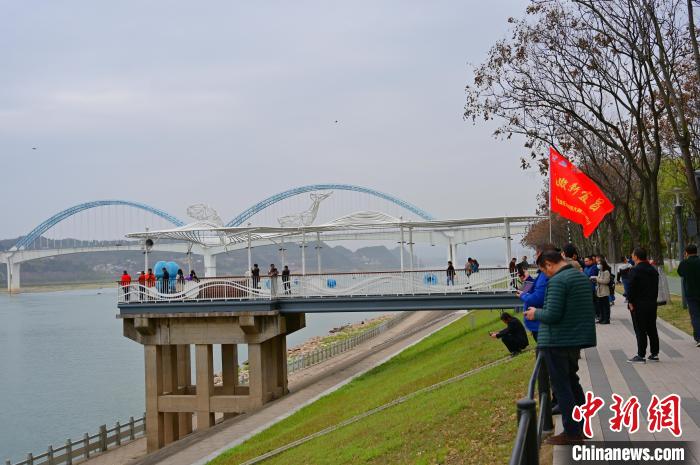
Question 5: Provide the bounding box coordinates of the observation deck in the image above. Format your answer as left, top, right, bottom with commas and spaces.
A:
116, 268, 523, 315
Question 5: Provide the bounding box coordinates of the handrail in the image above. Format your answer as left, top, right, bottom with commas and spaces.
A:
508, 352, 554, 465
6, 416, 145, 465
117, 267, 510, 281
116, 268, 518, 305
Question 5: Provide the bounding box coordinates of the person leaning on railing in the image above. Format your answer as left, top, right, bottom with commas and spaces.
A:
523, 249, 597, 446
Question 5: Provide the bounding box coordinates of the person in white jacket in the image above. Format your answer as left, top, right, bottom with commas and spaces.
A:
592, 256, 612, 324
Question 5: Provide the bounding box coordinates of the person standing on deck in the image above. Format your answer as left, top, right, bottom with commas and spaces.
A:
137, 270, 146, 301
282, 265, 291, 295
524, 249, 596, 445
161, 267, 170, 294
678, 244, 700, 347
509, 257, 518, 288
446, 261, 456, 286
518, 255, 529, 270
626, 248, 660, 363
269, 264, 279, 296
120, 270, 132, 302
251, 264, 260, 289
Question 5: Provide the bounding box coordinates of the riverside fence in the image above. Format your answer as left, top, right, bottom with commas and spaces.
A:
6, 416, 145, 465
8, 312, 414, 465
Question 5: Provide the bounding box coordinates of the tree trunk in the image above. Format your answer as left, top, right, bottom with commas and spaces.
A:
688, 0, 700, 84
646, 180, 665, 265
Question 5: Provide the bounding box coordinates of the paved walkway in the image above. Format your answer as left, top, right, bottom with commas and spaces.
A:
553, 298, 700, 464
82, 309, 468, 465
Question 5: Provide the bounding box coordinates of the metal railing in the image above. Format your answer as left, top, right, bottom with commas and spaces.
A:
117, 268, 517, 304
6, 416, 145, 465
509, 352, 554, 465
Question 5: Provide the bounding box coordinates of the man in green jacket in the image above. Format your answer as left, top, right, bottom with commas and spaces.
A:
678, 243, 700, 346
524, 249, 596, 445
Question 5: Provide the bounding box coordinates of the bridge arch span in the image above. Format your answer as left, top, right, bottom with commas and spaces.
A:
226, 184, 434, 227
12, 200, 185, 250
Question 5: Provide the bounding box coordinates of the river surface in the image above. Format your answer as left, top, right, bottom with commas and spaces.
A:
0, 287, 386, 462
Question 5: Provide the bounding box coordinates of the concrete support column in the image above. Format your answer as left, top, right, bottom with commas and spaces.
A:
7, 260, 20, 293
221, 344, 238, 419
145, 345, 164, 452
176, 345, 193, 437
276, 335, 289, 395
203, 252, 217, 277
195, 344, 215, 430
248, 343, 264, 409
161, 345, 180, 444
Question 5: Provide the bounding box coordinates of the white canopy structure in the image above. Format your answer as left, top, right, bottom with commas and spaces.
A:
126, 212, 542, 276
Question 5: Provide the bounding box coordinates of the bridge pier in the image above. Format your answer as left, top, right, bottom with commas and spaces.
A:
203, 252, 217, 277
6, 260, 20, 293
122, 310, 304, 452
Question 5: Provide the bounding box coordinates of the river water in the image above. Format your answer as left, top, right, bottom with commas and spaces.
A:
0, 287, 385, 462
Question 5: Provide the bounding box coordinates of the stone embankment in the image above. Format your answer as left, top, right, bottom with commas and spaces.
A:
213, 314, 394, 385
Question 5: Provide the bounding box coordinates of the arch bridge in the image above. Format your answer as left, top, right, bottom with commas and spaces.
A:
2, 185, 534, 292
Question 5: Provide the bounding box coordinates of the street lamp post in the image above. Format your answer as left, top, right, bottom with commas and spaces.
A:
672, 187, 686, 308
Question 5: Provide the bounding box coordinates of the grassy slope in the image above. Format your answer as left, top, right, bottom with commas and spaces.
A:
210, 311, 533, 465
658, 296, 694, 336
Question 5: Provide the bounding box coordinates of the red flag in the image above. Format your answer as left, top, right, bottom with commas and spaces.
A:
549, 147, 614, 238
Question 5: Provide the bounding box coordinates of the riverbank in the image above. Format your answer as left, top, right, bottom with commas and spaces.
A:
215, 313, 395, 384
0, 281, 113, 294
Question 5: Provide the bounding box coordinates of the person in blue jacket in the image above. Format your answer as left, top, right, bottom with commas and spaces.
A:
517, 253, 558, 413
517, 268, 549, 341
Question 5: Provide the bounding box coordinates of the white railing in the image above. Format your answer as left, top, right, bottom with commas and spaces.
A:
117, 268, 517, 304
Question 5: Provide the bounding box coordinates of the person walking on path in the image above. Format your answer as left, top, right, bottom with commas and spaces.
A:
446, 261, 456, 286
490, 312, 529, 356
677, 244, 700, 347
282, 265, 291, 295
251, 264, 260, 289
120, 270, 132, 302
617, 256, 633, 302
524, 249, 596, 445
626, 248, 660, 363
592, 257, 612, 324
562, 243, 583, 271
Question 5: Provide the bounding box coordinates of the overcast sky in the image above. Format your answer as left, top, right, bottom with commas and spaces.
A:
0, 0, 540, 239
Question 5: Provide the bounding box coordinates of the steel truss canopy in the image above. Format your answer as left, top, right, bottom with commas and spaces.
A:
125, 211, 542, 249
